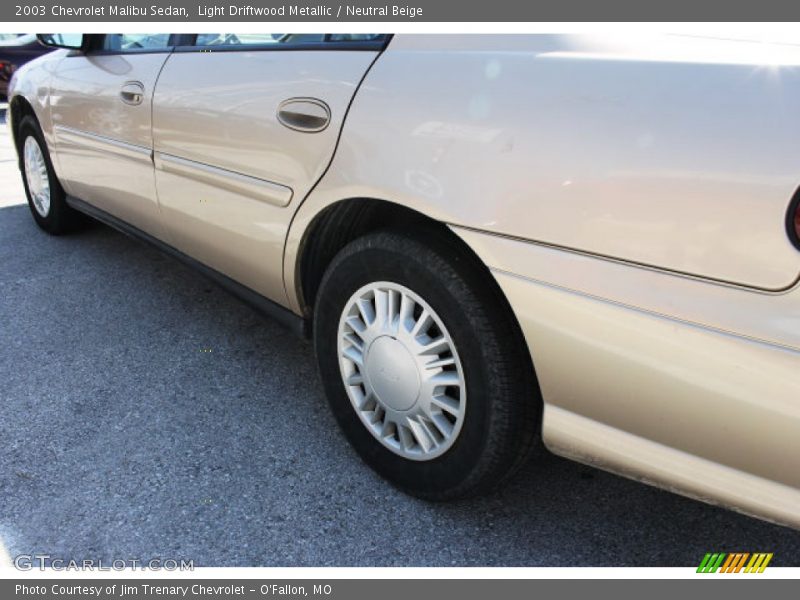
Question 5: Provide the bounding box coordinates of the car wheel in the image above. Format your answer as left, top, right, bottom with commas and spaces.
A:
313, 228, 541, 500
18, 115, 85, 234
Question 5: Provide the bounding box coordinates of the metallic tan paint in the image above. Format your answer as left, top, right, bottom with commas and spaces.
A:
491, 257, 800, 528
452, 226, 800, 352
284, 34, 800, 528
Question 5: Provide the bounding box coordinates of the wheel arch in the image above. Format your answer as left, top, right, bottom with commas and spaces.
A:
303, 197, 546, 495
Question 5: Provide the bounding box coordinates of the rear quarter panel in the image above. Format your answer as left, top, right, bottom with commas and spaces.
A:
290, 33, 800, 294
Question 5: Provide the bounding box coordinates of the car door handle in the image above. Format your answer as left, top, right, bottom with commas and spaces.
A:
120, 82, 145, 106
277, 98, 331, 133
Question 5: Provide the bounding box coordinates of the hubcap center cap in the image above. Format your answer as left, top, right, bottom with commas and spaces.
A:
364, 336, 420, 411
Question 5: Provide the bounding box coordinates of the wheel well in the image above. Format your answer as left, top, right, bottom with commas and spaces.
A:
9, 95, 36, 153
298, 198, 542, 437
298, 198, 499, 318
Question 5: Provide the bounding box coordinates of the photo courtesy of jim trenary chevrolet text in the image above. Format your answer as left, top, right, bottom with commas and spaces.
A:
1, 0, 799, 596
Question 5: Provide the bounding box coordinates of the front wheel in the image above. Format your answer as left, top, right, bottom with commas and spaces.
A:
18, 115, 85, 234
313, 228, 541, 500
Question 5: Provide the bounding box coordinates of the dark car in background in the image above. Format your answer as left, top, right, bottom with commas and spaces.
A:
0, 34, 54, 99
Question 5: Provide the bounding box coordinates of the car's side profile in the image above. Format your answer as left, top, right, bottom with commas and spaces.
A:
9, 33, 800, 529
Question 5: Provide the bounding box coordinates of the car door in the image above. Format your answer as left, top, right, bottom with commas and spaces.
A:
151, 34, 385, 307
50, 34, 175, 237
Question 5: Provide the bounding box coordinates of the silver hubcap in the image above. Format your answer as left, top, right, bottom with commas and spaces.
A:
23, 136, 51, 217
338, 282, 466, 461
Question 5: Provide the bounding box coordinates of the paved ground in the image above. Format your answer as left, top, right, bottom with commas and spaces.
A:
1, 107, 799, 567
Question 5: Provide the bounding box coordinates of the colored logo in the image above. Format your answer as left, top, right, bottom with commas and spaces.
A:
697, 553, 773, 573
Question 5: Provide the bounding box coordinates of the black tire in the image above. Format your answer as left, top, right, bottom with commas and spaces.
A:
17, 115, 85, 234
313, 227, 541, 500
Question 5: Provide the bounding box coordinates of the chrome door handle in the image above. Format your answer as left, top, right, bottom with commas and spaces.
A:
120, 82, 145, 106
277, 98, 331, 133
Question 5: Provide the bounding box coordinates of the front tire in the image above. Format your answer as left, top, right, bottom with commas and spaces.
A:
314, 228, 541, 500
18, 115, 84, 234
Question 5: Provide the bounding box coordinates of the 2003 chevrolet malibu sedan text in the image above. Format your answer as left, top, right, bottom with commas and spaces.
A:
9, 33, 800, 529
